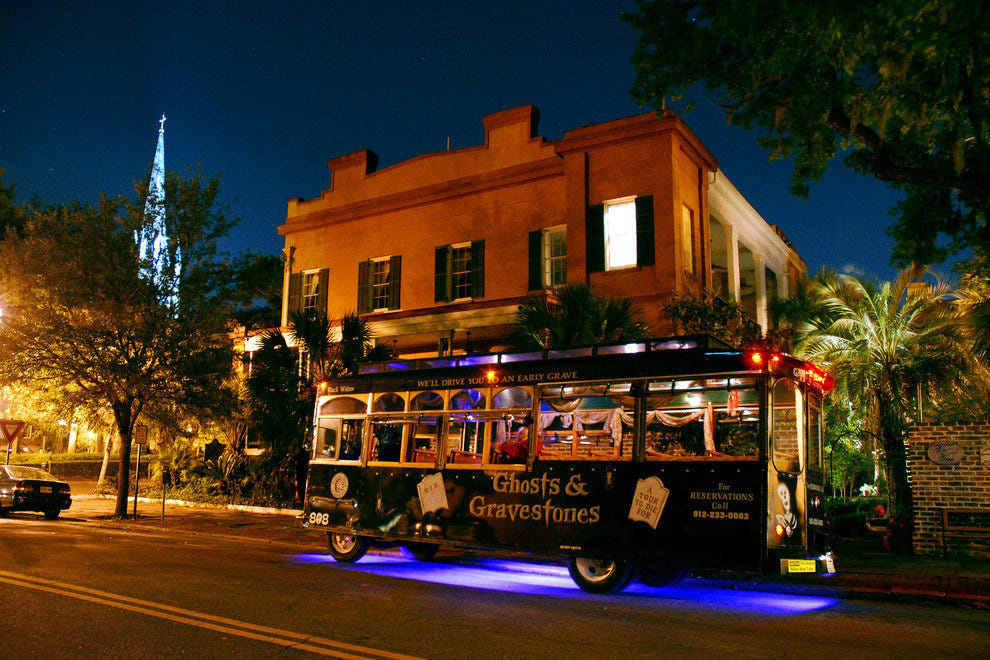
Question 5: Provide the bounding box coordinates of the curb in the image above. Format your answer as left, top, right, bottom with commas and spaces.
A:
95, 493, 302, 517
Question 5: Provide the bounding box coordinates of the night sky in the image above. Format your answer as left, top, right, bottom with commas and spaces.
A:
2, 1, 912, 280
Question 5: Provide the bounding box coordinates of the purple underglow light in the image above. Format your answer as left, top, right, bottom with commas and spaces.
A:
288, 553, 838, 615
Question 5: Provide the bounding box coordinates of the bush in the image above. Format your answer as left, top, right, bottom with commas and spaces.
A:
8, 452, 147, 478
826, 496, 887, 537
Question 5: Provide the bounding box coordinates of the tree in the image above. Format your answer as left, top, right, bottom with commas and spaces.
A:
624, 1, 990, 265
0, 169, 236, 518
790, 266, 974, 526
248, 310, 386, 502
510, 284, 647, 350
0, 169, 26, 240
231, 252, 283, 330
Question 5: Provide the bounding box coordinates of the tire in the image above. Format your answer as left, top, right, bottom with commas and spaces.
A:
639, 564, 687, 587
43, 509, 60, 520
327, 532, 369, 563
0, 507, 8, 518
568, 556, 637, 594
401, 542, 440, 562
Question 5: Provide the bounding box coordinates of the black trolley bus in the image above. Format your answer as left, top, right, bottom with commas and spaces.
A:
302, 335, 835, 593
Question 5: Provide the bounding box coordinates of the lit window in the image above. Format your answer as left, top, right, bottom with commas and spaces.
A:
451, 244, 472, 299
302, 271, 320, 312
358, 256, 401, 313
544, 228, 567, 287
604, 198, 637, 270
371, 259, 391, 310
435, 241, 484, 302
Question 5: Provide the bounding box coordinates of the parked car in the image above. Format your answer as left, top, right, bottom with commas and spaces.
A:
0, 465, 72, 519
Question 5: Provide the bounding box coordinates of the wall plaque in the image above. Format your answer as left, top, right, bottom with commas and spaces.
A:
927, 442, 964, 466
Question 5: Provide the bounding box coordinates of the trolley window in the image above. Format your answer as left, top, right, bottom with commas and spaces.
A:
807, 392, 822, 470
772, 378, 803, 473
373, 392, 406, 413
450, 389, 485, 411
493, 387, 532, 409
645, 378, 759, 459
538, 383, 634, 460
319, 395, 367, 416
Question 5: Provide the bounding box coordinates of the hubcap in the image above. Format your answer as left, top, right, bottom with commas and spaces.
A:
575, 558, 617, 583
332, 533, 357, 553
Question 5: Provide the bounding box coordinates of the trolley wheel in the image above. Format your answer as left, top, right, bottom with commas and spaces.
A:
639, 564, 688, 587
567, 556, 637, 594
43, 509, 60, 520
326, 532, 369, 563
401, 542, 440, 562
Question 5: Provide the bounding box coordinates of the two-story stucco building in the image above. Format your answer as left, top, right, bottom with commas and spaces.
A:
276, 105, 804, 357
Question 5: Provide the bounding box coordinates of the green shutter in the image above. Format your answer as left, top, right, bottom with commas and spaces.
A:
586, 204, 605, 273
470, 240, 485, 298
388, 255, 401, 310
635, 196, 655, 267
435, 245, 451, 302
288, 272, 302, 314
316, 268, 330, 314
357, 261, 371, 313
528, 229, 542, 290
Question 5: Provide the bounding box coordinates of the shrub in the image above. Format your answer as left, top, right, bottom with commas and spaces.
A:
826, 496, 887, 537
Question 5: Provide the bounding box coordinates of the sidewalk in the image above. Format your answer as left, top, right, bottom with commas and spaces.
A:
58, 480, 990, 606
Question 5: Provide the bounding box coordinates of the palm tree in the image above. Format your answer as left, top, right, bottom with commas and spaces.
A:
510, 284, 647, 350
791, 266, 973, 524
246, 329, 314, 502
289, 309, 387, 379
957, 252, 990, 364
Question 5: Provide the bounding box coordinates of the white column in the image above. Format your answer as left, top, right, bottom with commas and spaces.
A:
756, 255, 768, 330
280, 246, 294, 327
727, 223, 740, 302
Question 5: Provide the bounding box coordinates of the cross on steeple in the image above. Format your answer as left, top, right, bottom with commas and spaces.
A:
159, 114, 166, 132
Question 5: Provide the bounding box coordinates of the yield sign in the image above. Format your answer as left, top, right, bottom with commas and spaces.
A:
0, 420, 25, 443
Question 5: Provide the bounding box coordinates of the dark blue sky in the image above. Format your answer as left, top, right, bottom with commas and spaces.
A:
1, 1, 911, 280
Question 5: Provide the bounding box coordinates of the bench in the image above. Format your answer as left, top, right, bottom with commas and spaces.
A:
941, 508, 990, 555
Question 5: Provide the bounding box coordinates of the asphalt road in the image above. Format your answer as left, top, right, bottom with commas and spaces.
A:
0, 511, 988, 658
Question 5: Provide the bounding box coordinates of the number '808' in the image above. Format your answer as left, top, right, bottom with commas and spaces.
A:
308, 512, 330, 525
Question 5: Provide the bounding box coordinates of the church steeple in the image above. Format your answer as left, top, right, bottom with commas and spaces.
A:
137, 115, 180, 306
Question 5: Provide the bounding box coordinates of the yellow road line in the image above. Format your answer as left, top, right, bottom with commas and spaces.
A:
0, 570, 420, 660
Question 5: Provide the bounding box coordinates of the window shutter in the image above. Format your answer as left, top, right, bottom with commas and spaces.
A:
388, 255, 401, 310
528, 230, 542, 290
357, 260, 371, 313
434, 245, 451, 302
635, 196, 655, 267
288, 272, 302, 314
585, 204, 605, 273
316, 268, 330, 314
470, 239, 485, 298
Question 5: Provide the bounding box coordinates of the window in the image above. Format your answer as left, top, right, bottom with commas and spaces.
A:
772, 379, 802, 473
435, 240, 485, 302
302, 272, 320, 312
314, 418, 364, 462
807, 393, 822, 470
585, 196, 654, 273
605, 198, 637, 269
288, 268, 329, 315
528, 227, 567, 290
358, 256, 401, 313
451, 244, 472, 299
681, 205, 695, 275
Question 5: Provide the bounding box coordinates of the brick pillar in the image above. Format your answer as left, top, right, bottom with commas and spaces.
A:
906, 423, 990, 555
